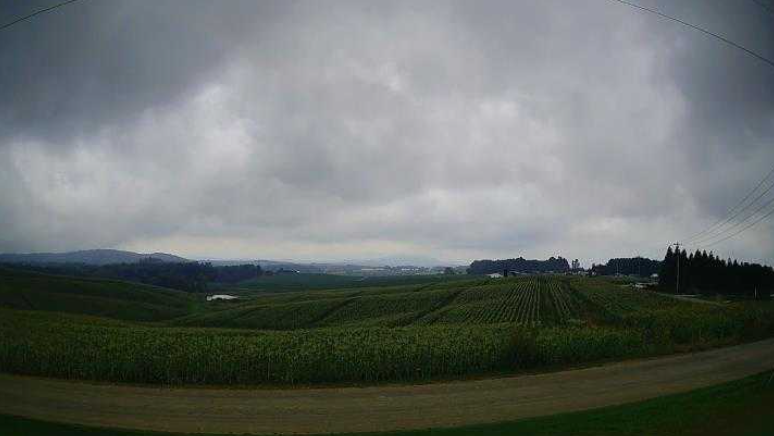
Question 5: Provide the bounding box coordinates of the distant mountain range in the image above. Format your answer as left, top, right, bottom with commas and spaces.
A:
0, 249, 454, 270
0, 249, 189, 265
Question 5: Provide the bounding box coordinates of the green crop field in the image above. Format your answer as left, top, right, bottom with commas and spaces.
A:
1, 268, 773, 385
222, 272, 472, 296
177, 277, 589, 329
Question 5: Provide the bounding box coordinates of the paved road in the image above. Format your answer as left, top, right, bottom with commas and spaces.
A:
2, 338, 774, 435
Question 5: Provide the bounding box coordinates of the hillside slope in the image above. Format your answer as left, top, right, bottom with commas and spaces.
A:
0, 268, 195, 321
1, 273, 773, 386
172, 277, 681, 330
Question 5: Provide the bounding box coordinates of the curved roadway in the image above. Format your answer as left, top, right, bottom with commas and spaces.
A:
2, 338, 774, 434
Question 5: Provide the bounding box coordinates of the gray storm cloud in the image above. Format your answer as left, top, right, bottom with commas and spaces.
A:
1, 0, 772, 265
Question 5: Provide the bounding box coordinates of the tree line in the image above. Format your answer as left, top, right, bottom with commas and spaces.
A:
590, 257, 662, 277
468, 257, 570, 275
0, 259, 264, 293
659, 247, 773, 299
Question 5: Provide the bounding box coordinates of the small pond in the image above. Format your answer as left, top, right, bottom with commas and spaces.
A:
206, 294, 239, 302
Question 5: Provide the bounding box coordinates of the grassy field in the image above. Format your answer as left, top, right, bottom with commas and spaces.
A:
1, 370, 771, 436
1, 269, 773, 385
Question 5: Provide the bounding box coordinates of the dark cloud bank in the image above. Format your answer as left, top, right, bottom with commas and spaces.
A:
1, 0, 772, 265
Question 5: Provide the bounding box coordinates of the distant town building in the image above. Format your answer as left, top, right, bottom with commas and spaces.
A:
488, 272, 504, 279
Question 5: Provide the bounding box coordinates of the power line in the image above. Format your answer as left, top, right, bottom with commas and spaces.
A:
687, 165, 774, 245
683, 165, 774, 244
689, 191, 774, 247
0, 0, 83, 32
696, 203, 774, 249
686, 170, 774, 245
610, 0, 774, 251
669, 242, 682, 294
689, 192, 774, 245
609, 0, 774, 70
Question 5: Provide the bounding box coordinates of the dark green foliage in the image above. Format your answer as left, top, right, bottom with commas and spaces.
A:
0, 261, 262, 293
623, 303, 774, 347
467, 257, 570, 275
210, 264, 264, 283
0, 268, 193, 321
658, 248, 774, 298
591, 257, 662, 277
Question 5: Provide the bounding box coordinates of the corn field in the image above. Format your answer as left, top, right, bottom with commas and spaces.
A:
173, 277, 592, 330
2, 275, 773, 386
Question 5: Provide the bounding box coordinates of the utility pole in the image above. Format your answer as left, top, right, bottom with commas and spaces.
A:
670, 243, 682, 295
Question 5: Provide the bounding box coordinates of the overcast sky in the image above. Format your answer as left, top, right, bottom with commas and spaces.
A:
1, 0, 773, 266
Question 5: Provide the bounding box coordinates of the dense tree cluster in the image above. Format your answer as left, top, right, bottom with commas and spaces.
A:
468, 257, 570, 275
0, 260, 263, 293
659, 248, 773, 299
210, 264, 265, 283
590, 257, 662, 277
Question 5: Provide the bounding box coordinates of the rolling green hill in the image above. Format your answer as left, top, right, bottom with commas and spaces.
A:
0, 268, 196, 322
225, 272, 472, 295
1, 269, 773, 386
171, 277, 682, 330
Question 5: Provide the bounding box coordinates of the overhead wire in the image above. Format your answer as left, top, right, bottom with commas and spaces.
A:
687, 187, 774, 248
609, 1, 774, 250
609, 0, 774, 70
685, 170, 774, 245
682, 165, 774, 244
696, 203, 774, 249
0, 0, 83, 32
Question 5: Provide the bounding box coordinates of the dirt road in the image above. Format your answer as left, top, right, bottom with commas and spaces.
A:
2, 338, 774, 435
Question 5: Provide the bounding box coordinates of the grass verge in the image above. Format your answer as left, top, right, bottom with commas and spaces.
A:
1, 370, 772, 436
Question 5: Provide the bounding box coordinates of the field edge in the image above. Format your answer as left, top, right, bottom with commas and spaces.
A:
1, 369, 772, 436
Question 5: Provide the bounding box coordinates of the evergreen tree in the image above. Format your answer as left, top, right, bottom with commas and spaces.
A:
657, 248, 774, 298
659, 247, 676, 291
